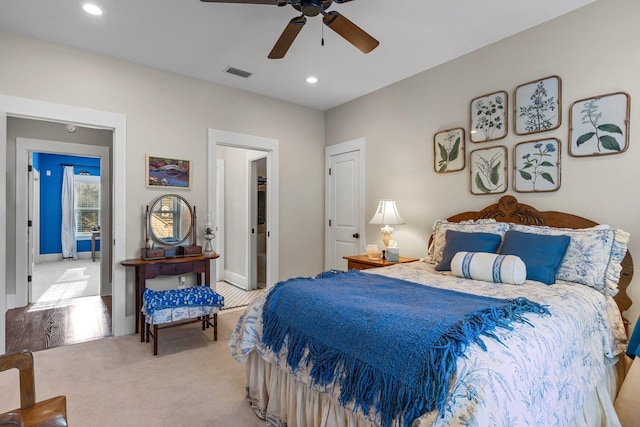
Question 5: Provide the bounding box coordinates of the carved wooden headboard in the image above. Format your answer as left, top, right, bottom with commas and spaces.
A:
445, 195, 633, 315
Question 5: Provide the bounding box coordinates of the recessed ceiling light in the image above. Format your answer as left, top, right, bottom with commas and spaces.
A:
83, 3, 103, 16
306, 76, 318, 84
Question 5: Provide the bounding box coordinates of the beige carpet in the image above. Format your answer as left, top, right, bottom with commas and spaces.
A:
0, 309, 267, 427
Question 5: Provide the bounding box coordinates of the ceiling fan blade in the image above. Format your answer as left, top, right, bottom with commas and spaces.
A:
200, 0, 278, 4
323, 11, 379, 54
268, 15, 306, 59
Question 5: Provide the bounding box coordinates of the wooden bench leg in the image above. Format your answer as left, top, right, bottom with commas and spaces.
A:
153, 324, 158, 356
213, 313, 218, 341
140, 313, 145, 342
145, 309, 220, 355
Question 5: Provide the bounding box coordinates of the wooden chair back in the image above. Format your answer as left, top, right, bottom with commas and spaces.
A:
0, 350, 68, 427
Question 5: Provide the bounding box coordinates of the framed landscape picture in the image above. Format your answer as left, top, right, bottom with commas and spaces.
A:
470, 91, 508, 143
568, 91, 630, 157
514, 75, 561, 135
513, 138, 561, 193
146, 155, 192, 189
470, 145, 507, 195
434, 127, 465, 173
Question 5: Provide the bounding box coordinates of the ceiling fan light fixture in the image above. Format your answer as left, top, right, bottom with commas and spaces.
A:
82, 3, 103, 16
202, 0, 377, 59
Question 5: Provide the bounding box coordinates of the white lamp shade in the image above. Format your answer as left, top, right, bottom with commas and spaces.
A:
369, 200, 405, 225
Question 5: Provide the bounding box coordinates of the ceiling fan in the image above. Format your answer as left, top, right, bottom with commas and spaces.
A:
200, 0, 379, 59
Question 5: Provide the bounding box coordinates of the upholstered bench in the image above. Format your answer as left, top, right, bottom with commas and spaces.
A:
141, 286, 224, 355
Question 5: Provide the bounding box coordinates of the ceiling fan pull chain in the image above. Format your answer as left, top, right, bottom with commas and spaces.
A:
321, 5, 325, 47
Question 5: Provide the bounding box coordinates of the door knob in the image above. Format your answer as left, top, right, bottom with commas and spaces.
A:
352, 233, 360, 239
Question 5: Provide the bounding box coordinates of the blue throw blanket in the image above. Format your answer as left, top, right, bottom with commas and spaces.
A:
261, 270, 549, 427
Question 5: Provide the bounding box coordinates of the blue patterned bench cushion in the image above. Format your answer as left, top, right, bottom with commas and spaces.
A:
143, 286, 224, 325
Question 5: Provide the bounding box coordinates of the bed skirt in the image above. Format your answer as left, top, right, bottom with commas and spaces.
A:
244, 350, 625, 427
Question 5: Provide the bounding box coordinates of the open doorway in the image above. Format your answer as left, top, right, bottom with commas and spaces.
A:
30, 152, 103, 302
215, 146, 267, 291
208, 129, 280, 294
252, 156, 267, 290
7, 122, 113, 352
0, 94, 128, 355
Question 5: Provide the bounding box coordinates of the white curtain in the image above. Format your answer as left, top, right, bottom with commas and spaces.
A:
61, 166, 77, 260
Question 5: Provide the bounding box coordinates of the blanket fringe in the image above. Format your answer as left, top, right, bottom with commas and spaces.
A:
262, 279, 549, 427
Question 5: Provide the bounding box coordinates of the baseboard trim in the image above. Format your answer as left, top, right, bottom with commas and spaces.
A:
38, 252, 94, 263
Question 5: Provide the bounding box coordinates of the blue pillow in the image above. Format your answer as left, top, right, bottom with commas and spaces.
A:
627, 315, 640, 359
435, 230, 502, 271
499, 230, 570, 285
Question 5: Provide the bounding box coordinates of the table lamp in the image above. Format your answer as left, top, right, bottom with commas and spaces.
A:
369, 199, 405, 249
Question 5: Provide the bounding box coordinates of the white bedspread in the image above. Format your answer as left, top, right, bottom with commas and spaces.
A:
230, 261, 627, 426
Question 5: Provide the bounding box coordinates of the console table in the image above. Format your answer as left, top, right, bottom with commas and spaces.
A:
343, 254, 419, 271
120, 253, 220, 335
91, 231, 100, 262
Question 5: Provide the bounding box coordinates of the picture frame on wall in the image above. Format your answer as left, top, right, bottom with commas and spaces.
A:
469, 145, 507, 195
146, 155, 192, 189
514, 75, 561, 135
434, 127, 465, 173
568, 91, 630, 157
469, 91, 508, 143
513, 138, 561, 193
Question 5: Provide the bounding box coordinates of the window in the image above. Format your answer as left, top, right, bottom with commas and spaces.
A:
74, 175, 100, 236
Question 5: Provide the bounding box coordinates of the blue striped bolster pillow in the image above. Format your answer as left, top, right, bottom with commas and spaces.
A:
451, 251, 527, 285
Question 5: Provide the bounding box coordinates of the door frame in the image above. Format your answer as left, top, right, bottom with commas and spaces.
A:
0, 94, 128, 355
248, 154, 267, 291
215, 158, 224, 283
208, 129, 280, 288
325, 138, 366, 270
15, 138, 110, 305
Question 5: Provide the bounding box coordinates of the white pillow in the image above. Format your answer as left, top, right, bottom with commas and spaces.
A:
426, 219, 510, 265
451, 251, 527, 285
508, 223, 629, 295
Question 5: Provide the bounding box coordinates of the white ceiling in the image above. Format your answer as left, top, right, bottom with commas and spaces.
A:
0, 0, 595, 111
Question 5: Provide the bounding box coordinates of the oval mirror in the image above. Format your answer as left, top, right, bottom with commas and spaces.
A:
148, 194, 193, 246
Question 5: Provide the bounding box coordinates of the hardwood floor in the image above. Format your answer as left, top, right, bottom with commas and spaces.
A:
6, 295, 112, 353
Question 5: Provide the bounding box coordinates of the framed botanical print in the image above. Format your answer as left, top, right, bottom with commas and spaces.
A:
514, 75, 561, 135
568, 91, 630, 157
469, 91, 508, 143
513, 138, 561, 193
470, 145, 507, 195
434, 127, 465, 173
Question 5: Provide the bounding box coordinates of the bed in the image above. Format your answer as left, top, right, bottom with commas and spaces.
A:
230, 195, 633, 427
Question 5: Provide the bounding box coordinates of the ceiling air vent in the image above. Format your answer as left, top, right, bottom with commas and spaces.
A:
225, 66, 252, 79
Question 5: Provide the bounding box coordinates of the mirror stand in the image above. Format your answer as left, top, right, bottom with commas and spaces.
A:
141, 194, 202, 260
177, 205, 202, 256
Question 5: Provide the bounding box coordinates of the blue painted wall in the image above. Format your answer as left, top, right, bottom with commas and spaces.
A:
35, 153, 101, 255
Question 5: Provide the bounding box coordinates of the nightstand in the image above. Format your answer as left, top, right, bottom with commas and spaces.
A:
343, 254, 420, 271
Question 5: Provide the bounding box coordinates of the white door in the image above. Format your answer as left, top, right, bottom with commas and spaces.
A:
249, 155, 267, 291
325, 139, 366, 270
27, 161, 38, 302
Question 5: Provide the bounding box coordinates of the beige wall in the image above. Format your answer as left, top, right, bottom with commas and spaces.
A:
325, 0, 640, 325
0, 30, 326, 317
